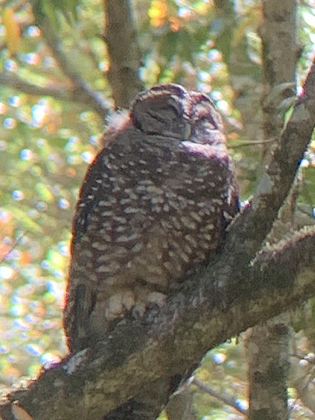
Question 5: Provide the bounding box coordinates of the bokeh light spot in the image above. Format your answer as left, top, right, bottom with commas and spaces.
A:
10, 304, 27, 317
4, 118, 17, 129
26, 26, 40, 37
20, 149, 34, 160
89, 135, 99, 145
58, 242, 69, 257
58, 198, 70, 209
14, 318, 29, 330
0, 209, 12, 223
8, 96, 21, 107
0, 266, 14, 279
81, 151, 94, 163
25, 344, 43, 357
31, 101, 50, 127
212, 352, 226, 364
0, 102, 7, 114
41, 260, 50, 270
25, 53, 40, 65
4, 59, 17, 72
36, 202, 48, 211
0, 345, 8, 354
12, 190, 24, 200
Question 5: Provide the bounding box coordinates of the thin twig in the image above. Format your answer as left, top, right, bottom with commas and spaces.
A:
0, 231, 27, 263
230, 138, 277, 149
192, 378, 247, 416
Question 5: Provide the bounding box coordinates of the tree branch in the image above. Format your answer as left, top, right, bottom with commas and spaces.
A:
1, 225, 315, 420
32, 11, 109, 118
5, 2, 143, 116
0, 72, 110, 114
103, 0, 143, 108
232, 56, 315, 254
192, 378, 247, 416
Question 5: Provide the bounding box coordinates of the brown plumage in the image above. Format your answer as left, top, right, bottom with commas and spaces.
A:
64, 84, 239, 353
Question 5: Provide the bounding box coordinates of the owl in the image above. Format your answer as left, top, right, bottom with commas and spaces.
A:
63, 84, 239, 353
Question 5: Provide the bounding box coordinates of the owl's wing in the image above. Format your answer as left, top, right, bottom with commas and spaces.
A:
64, 149, 110, 351
64, 131, 168, 350
71, 154, 105, 245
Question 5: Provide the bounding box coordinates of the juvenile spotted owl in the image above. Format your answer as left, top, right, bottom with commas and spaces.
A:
64, 84, 239, 352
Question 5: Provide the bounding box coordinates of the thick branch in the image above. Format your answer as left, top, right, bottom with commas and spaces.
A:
1, 227, 315, 420
234, 57, 315, 253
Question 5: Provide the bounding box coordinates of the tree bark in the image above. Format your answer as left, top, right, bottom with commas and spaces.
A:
103, 0, 143, 108
246, 1, 297, 419
246, 321, 290, 420
1, 226, 315, 420
260, 0, 297, 147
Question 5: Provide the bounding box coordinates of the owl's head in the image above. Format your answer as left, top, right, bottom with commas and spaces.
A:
130, 84, 224, 146
130, 84, 188, 139
185, 91, 224, 146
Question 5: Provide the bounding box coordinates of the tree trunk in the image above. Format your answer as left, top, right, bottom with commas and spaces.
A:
246, 320, 290, 420
246, 1, 297, 419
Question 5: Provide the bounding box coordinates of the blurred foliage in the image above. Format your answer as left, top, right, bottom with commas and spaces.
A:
0, 0, 105, 387
0, 0, 315, 419
31, 0, 82, 27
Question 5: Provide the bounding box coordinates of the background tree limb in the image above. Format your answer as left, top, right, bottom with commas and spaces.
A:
0, 71, 110, 115
0, 1, 143, 117
246, 0, 297, 417
103, 0, 143, 108
35, 13, 110, 118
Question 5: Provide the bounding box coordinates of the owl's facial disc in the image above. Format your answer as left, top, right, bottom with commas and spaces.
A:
131, 88, 190, 139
